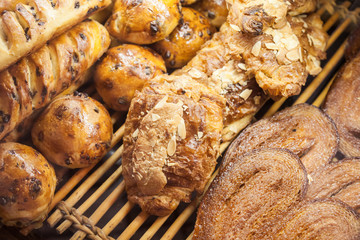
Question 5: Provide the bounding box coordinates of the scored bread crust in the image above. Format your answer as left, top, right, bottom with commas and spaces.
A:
0, 0, 111, 72
0, 19, 111, 141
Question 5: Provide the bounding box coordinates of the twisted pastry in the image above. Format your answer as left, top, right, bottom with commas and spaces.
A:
323, 50, 360, 157
306, 158, 360, 213
274, 200, 360, 240
0, 19, 111, 140
0, 0, 111, 71
193, 148, 307, 239
222, 104, 339, 175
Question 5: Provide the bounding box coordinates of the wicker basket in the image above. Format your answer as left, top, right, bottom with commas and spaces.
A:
3, 1, 360, 239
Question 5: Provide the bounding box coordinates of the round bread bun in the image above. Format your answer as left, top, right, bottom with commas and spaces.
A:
95, 44, 166, 111
31, 92, 113, 168
0, 142, 56, 229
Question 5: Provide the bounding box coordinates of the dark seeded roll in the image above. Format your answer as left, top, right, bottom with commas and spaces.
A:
193, 0, 229, 28
0, 142, 56, 230
94, 44, 166, 112
152, 7, 215, 69
106, 0, 181, 44
31, 93, 113, 169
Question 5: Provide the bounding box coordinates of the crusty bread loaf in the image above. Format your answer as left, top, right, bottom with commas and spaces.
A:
0, 19, 111, 140
0, 0, 111, 72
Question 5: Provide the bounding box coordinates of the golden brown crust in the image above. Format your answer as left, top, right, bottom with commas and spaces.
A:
106, 0, 181, 44
323, 51, 360, 157
123, 74, 224, 216
0, 0, 111, 72
306, 158, 360, 212
122, 0, 327, 217
193, 148, 308, 239
152, 7, 215, 69
274, 200, 360, 240
223, 104, 339, 175
0, 19, 111, 141
0, 142, 56, 229
193, 0, 229, 28
94, 44, 166, 111
31, 93, 113, 169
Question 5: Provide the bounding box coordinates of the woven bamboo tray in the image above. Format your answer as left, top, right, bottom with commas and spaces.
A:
4, 1, 359, 239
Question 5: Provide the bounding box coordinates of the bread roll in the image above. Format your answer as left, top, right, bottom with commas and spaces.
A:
193, 0, 228, 28
152, 7, 215, 69
31, 92, 113, 169
95, 44, 166, 111
106, 0, 181, 44
0, 19, 111, 141
0, 142, 56, 230
0, 0, 111, 72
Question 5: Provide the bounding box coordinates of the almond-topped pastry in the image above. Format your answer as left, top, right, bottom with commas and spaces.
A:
123, 74, 224, 216
121, 0, 328, 216
222, 103, 339, 175
0, 142, 56, 230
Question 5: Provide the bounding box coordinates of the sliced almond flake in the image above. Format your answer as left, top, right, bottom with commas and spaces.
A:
229, 124, 238, 133
151, 113, 160, 121
307, 174, 313, 183
239, 89, 253, 100
188, 68, 202, 79
167, 136, 176, 156
183, 104, 188, 111
251, 41, 262, 57
198, 131, 203, 139
264, 42, 278, 50
237, 63, 247, 71
254, 96, 261, 105
307, 34, 313, 46
240, 80, 248, 86
229, 23, 241, 32
132, 128, 139, 138
283, 36, 299, 51
154, 96, 168, 109
286, 48, 300, 61
298, 47, 303, 62
177, 118, 186, 139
